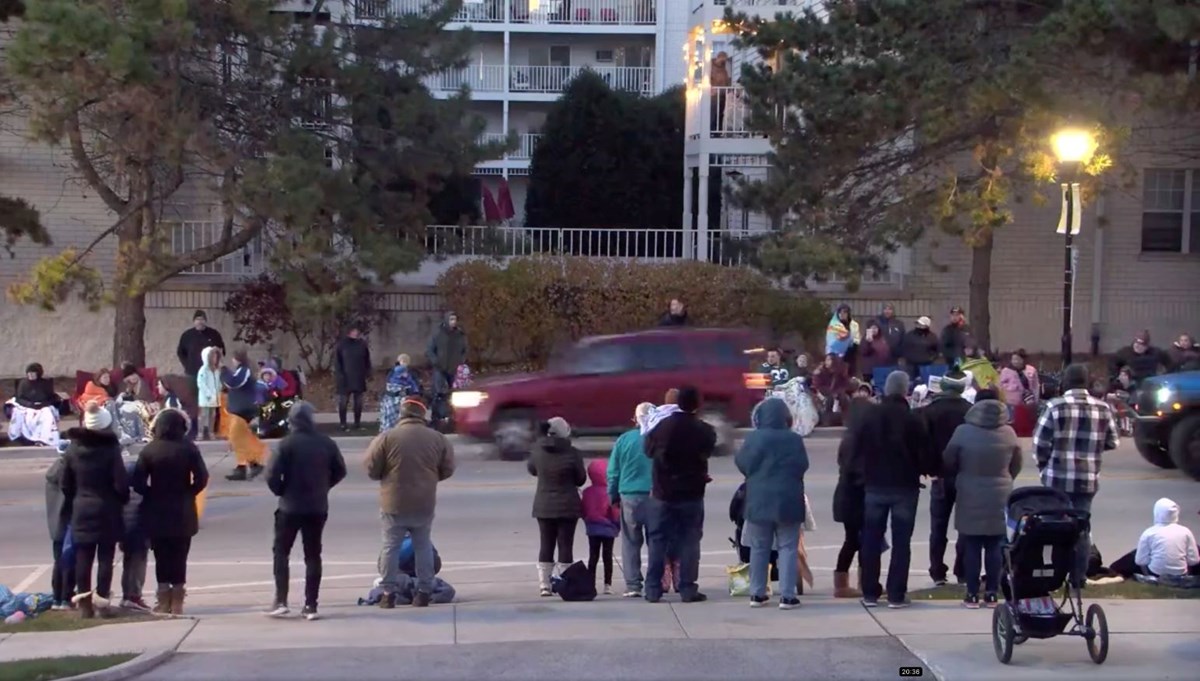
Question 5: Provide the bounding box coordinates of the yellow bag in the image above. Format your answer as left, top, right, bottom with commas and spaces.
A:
727, 563, 751, 597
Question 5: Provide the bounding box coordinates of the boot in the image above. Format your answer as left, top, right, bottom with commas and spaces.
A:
152, 585, 172, 615
834, 571, 861, 598
76, 594, 95, 620
226, 465, 247, 481
248, 463, 264, 480
169, 584, 186, 616
537, 563, 554, 597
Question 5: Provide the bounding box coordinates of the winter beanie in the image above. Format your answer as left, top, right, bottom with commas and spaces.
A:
83, 402, 113, 432
884, 370, 911, 397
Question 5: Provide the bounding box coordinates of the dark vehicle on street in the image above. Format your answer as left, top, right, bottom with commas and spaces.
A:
450, 328, 766, 460
1133, 370, 1200, 481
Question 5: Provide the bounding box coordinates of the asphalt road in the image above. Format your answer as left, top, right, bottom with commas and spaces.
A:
0, 437, 1195, 681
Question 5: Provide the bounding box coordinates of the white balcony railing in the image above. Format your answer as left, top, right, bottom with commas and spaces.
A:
354, 0, 505, 23
510, 65, 654, 94
476, 132, 543, 160
425, 64, 507, 93
712, 0, 810, 6
510, 0, 657, 25
168, 221, 265, 276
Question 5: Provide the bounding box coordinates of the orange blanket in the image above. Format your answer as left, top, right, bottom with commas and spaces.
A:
78, 382, 112, 409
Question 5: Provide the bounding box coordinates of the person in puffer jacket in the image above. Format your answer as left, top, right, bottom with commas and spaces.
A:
196, 346, 222, 441
119, 456, 150, 611
581, 459, 620, 595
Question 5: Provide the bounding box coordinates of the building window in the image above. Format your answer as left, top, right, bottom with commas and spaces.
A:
1141, 168, 1200, 253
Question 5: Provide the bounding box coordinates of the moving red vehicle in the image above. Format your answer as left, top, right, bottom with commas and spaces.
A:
450, 327, 766, 460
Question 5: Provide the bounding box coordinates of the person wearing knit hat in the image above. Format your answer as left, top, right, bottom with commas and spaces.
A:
916, 371, 972, 586
83, 401, 113, 432
528, 415, 586, 597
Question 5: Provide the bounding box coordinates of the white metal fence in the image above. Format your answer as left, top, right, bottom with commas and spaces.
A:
477, 132, 542, 159
425, 64, 507, 93
356, 0, 656, 25
509, 65, 654, 95
168, 221, 265, 276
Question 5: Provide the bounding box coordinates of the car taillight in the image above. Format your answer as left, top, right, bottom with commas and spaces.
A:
743, 373, 769, 390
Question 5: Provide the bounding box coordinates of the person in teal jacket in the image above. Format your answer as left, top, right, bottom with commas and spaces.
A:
735, 398, 810, 610
606, 402, 656, 598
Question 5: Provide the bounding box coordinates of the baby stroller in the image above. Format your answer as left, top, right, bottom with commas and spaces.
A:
993, 487, 1109, 665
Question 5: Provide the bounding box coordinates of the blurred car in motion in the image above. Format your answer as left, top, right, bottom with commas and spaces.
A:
450, 328, 766, 460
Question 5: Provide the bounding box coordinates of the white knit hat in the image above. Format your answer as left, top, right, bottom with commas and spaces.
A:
546, 416, 571, 439
83, 403, 112, 432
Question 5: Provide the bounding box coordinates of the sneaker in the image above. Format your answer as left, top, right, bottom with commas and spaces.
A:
339, 425, 350, 433
603, 585, 613, 595
92, 593, 111, 609
413, 591, 431, 608
121, 597, 151, 612
301, 606, 319, 621
779, 597, 801, 610
750, 595, 769, 608
623, 590, 643, 598
932, 577, 948, 587
379, 593, 397, 609
984, 593, 999, 608
680, 592, 708, 603
51, 601, 68, 611
248, 463, 264, 480
963, 595, 981, 609
266, 603, 290, 618
887, 599, 912, 609
861, 598, 878, 608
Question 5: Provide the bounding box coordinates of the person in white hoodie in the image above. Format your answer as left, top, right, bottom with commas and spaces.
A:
196, 346, 222, 440
1133, 498, 1199, 580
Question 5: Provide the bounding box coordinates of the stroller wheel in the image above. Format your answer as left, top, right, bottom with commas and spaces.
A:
992, 603, 1015, 664
1085, 603, 1109, 664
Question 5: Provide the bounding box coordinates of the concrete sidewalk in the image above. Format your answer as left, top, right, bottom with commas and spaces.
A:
1, 599, 1195, 680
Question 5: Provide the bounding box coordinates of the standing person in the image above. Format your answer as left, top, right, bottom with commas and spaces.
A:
1111, 331, 1169, 386
1167, 333, 1199, 372
61, 403, 129, 619
581, 459, 620, 595
379, 354, 421, 433
859, 321, 893, 382
118, 453, 150, 612
917, 373, 973, 586
222, 349, 265, 481
940, 306, 972, 368
176, 310, 225, 439
831, 388, 876, 599
877, 304, 907, 358
607, 402, 656, 598
942, 398, 1022, 608
365, 398, 456, 608
825, 304, 861, 374
528, 417, 587, 597
658, 298, 690, 327
131, 409, 208, 616
334, 325, 372, 433
195, 347, 222, 441
1033, 363, 1119, 587
265, 402, 347, 620
850, 371, 936, 608
901, 316, 940, 381
426, 312, 468, 422
44, 445, 75, 610
643, 386, 717, 604
735, 398, 810, 610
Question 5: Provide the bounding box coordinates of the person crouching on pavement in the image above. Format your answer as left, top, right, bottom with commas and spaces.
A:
529, 417, 587, 597
132, 408, 209, 615
266, 401, 347, 620
366, 397, 456, 608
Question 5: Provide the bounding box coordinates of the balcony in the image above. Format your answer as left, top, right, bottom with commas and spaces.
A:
354, 0, 657, 26
424, 64, 507, 93
510, 65, 654, 94
688, 86, 770, 140
478, 132, 543, 159
353, 0, 505, 23
169, 220, 265, 276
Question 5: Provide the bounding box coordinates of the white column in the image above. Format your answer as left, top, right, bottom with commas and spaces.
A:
697, 162, 710, 262
682, 163, 694, 257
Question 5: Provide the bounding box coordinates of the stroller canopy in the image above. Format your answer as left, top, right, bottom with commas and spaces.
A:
1008, 487, 1074, 521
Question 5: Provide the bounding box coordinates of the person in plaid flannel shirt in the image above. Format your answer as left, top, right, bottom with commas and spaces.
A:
1032, 364, 1120, 586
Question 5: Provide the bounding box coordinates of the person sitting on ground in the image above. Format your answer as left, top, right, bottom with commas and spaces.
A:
1109, 498, 1200, 584
758, 348, 793, 387
793, 353, 812, 383
80, 368, 118, 409
859, 321, 893, 383
811, 353, 850, 420
116, 364, 158, 443
8, 362, 66, 447
999, 350, 1039, 414
528, 417, 587, 597
380, 354, 422, 433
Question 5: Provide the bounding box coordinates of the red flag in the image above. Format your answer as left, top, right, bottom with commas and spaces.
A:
497, 178, 515, 220
481, 185, 501, 223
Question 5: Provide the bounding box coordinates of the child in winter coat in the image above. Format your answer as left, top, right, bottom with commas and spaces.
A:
380, 354, 422, 433
157, 379, 183, 412
119, 456, 150, 611
196, 347, 222, 440
581, 459, 620, 595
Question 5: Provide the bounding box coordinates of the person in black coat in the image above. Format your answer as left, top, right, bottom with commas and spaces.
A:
527, 417, 587, 597
917, 374, 973, 586
900, 319, 940, 380
334, 325, 372, 432
176, 310, 226, 376
831, 393, 875, 598
132, 409, 209, 615
60, 404, 129, 619
658, 298, 689, 327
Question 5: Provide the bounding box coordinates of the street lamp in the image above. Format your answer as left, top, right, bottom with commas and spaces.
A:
1050, 128, 1097, 367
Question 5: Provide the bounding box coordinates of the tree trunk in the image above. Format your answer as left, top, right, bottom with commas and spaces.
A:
113, 292, 148, 368
968, 232, 993, 352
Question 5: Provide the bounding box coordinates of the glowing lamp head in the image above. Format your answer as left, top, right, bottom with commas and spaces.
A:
1051, 129, 1096, 164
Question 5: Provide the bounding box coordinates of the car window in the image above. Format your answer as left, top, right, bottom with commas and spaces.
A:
562, 342, 636, 376
706, 338, 755, 368
634, 341, 688, 371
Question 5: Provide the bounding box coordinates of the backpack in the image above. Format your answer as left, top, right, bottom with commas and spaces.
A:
551, 561, 596, 602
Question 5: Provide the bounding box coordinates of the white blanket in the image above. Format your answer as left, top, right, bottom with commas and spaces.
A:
6, 401, 61, 447
640, 404, 681, 435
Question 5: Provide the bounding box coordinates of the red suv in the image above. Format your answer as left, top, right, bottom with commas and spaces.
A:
451, 327, 766, 460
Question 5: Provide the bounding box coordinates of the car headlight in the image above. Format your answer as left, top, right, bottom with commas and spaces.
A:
1155, 387, 1172, 404
450, 391, 487, 409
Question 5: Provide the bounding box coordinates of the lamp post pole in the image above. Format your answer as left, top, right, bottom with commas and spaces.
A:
1061, 183, 1074, 367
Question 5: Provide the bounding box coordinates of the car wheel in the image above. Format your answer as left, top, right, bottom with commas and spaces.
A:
1134, 424, 1176, 470
700, 408, 734, 457
1167, 413, 1200, 481
493, 409, 535, 462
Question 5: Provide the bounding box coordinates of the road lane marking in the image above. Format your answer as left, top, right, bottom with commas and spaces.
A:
13, 564, 48, 593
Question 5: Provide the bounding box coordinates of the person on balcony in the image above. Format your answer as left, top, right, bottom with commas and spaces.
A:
710, 51, 731, 133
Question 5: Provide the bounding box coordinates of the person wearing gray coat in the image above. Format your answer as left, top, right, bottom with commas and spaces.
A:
44, 453, 74, 609
942, 399, 1023, 608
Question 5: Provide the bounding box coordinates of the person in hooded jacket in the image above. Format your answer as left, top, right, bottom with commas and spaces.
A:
900, 318, 940, 380
917, 373, 973, 586
196, 347, 222, 440
581, 459, 620, 595
825, 304, 861, 374
528, 417, 587, 596
61, 402, 129, 619
265, 402, 347, 620
1129, 498, 1199, 579
9, 362, 64, 446
735, 398, 810, 610
132, 409, 209, 615
426, 312, 468, 422
44, 446, 75, 609
942, 398, 1022, 608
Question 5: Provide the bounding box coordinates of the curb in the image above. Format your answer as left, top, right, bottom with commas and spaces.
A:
58, 648, 174, 681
